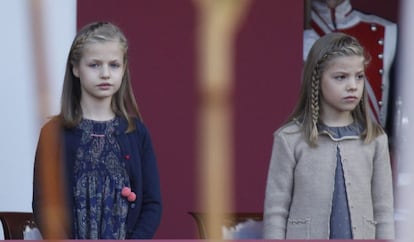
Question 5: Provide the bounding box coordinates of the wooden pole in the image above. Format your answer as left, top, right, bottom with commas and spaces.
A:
194, 0, 251, 239
30, 0, 68, 239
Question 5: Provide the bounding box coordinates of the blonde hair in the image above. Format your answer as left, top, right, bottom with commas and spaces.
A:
59, 21, 141, 132
289, 32, 383, 146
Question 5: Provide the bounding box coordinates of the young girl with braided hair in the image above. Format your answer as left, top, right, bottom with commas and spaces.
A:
263, 32, 394, 240
32, 22, 162, 239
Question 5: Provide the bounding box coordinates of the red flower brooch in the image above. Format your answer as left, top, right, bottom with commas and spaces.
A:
121, 187, 137, 202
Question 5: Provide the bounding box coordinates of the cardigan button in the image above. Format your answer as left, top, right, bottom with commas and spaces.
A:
130, 203, 136, 209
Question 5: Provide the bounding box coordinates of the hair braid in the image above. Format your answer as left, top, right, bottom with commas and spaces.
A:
310, 63, 320, 140
70, 22, 111, 63
309, 52, 332, 142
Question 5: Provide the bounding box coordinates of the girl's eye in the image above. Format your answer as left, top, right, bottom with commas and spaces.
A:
357, 74, 365, 80
88, 63, 99, 68
110, 63, 121, 68
335, 75, 346, 80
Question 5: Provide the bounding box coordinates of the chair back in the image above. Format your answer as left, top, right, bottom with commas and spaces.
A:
0, 212, 35, 240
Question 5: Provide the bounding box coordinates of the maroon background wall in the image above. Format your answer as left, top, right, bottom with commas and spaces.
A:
77, 0, 399, 239
233, 1, 303, 214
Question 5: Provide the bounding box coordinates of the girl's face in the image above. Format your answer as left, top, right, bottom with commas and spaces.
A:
319, 55, 365, 124
73, 41, 124, 103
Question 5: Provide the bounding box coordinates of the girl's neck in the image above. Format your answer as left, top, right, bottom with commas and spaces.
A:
80, 98, 115, 121
320, 112, 353, 127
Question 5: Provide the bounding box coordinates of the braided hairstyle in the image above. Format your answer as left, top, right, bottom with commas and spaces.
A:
59, 21, 141, 132
288, 32, 383, 146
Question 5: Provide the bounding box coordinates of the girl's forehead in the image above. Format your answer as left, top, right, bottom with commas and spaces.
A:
326, 55, 364, 63
82, 41, 124, 58
83, 40, 122, 50
324, 55, 365, 70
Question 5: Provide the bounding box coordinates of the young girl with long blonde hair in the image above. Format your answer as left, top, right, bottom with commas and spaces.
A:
263, 32, 394, 240
32, 22, 162, 239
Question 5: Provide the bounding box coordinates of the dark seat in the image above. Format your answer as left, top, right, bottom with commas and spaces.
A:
188, 211, 263, 239
0, 212, 36, 240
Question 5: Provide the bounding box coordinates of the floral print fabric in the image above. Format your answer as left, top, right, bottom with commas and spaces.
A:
73, 118, 130, 239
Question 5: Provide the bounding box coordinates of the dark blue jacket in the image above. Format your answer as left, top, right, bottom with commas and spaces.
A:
32, 117, 162, 239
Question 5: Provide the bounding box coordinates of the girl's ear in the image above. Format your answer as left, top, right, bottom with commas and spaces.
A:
72, 65, 80, 78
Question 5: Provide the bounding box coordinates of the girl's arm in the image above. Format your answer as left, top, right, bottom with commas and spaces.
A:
32, 139, 45, 235
372, 134, 395, 239
32, 119, 69, 239
130, 124, 162, 239
263, 131, 296, 239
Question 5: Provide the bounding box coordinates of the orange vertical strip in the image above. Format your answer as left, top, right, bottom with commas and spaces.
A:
29, 1, 68, 239
194, 0, 251, 239
29, 0, 50, 122
36, 120, 68, 239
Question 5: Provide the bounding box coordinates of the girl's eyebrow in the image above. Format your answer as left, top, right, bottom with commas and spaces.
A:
86, 58, 122, 62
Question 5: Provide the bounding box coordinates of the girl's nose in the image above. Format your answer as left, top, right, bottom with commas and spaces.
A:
347, 79, 358, 91
100, 65, 110, 79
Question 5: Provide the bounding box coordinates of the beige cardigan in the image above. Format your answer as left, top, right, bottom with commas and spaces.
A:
263, 121, 394, 240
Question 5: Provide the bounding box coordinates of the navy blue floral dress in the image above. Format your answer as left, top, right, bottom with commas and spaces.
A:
72, 118, 130, 239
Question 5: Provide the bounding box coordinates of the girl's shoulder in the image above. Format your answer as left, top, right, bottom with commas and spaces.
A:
40, 116, 63, 132
37, 116, 64, 146
119, 116, 149, 135
272, 120, 305, 145
373, 131, 389, 144
131, 116, 147, 131
274, 120, 302, 136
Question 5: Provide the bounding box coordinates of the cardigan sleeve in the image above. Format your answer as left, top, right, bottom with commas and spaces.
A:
129, 122, 162, 239
263, 130, 296, 239
371, 133, 395, 239
32, 118, 70, 239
